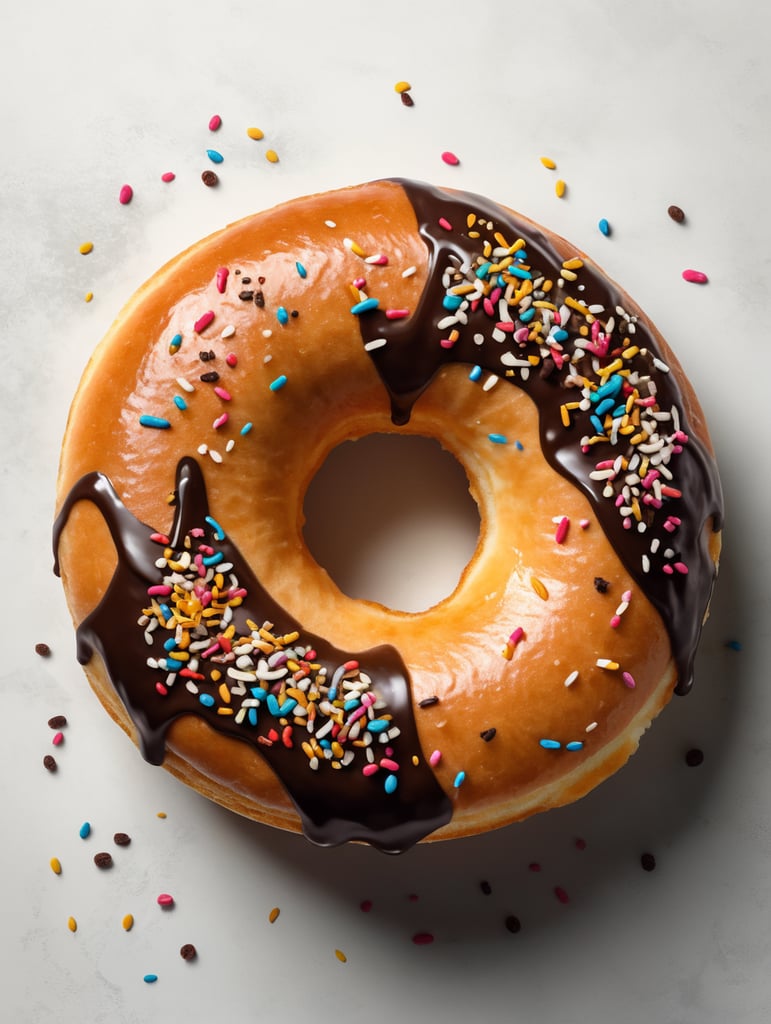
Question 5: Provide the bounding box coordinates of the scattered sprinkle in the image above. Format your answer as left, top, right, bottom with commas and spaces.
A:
157, 893, 174, 908
139, 415, 171, 430
122, 914, 134, 931
119, 184, 133, 205
480, 728, 497, 742
208, 114, 222, 131
453, 770, 466, 788
180, 943, 197, 960
540, 156, 556, 169
36, 643, 52, 658
401, 92, 414, 107
394, 80, 412, 93
598, 218, 611, 237
156, 812, 167, 819
555, 515, 570, 544
268, 907, 280, 924
43, 754, 57, 772
640, 852, 657, 872
79, 822, 91, 839
143, 974, 158, 984
555, 179, 567, 199
441, 151, 460, 166
685, 747, 704, 767
554, 886, 570, 905
725, 639, 742, 651
682, 269, 708, 284
161, 171, 176, 183
201, 170, 219, 187
667, 204, 685, 223
269, 374, 288, 392
94, 852, 113, 869
50, 857, 62, 875
530, 576, 549, 600
335, 949, 348, 963
206, 149, 224, 164
85, 292, 93, 302
67, 916, 77, 933
265, 149, 279, 164
563, 670, 579, 688
79, 242, 93, 255
412, 932, 435, 945
52, 731, 64, 746
246, 126, 265, 140
488, 433, 508, 445
194, 310, 215, 333
505, 915, 522, 934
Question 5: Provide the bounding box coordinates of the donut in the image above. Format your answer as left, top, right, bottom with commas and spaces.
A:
53, 179, 723, 852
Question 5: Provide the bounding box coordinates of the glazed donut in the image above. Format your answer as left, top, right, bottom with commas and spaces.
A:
53, 179, 722, 852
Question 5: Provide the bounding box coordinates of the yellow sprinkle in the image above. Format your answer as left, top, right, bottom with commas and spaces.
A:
156, 811, 167, 819
560, 405, 572, 428
562, 257, 584, 271
412, 755, 420, 766
468, 230, 480, 239
394, 80, 412, 93
246, 126, 265, 140
622, 345, 640, 360
84, 291, 93, 303
531, 576, 549, 601
67, 916, 77, 933
560, 268, 578, 282
211, 668, 222, 682
122, 914, 134, 932
596, 658, 620, 671
335, 949, 348, 963
269, 907, 280, 924
565, 296, 593, 318
345, 238, 367, 258
540, 156, 557, 169
218, 684, 231, 703
501, 643, 514, 661
555, 179, 567, 199
265, 149, 279, 163
466, 213, 477, 229
599, 358, 624, 377
79, 241, 93, 255
50, 857, 62, 875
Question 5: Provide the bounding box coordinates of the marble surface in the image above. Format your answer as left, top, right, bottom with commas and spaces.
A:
2, 1, 769, 1021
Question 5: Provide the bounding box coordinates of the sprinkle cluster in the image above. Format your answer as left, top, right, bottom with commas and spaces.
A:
139, 528, 403, 792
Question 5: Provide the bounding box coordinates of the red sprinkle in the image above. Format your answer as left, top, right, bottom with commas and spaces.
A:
119, 184, 133, 205
438, 217, 453, 231
52, 732, 64, 747
208, 114, 222, 131
226, 353, 238, 368
194, 310, 215, 333
216, 267, 229, 293
441, 151, 460, 166
555, 516, 570, 544
161, 171, 176, 183
157, 893, 175, 908
360, 899, 373, 913
150, 532, 170, 545
682, 269, 708, 284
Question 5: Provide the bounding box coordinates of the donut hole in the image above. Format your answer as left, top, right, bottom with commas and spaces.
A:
302, 433, 480, 613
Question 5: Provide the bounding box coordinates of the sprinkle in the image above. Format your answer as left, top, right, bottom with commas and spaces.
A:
685, 748, 704, 767
180, 943, 197, 960
114, 832, 131, 846
539, 739, 561, 750
161, 171, 176, 183
79, 241, 93, 255
43, 754, 57, 772
640, 852, 657, 872
265, 149, 279, 163
350, 297, 380, 315
50, 857, 62, 875
667, 205, 685, 223
563, 670, 579, 688
530, 576, 549, 600
269, 374, 287, 392
143, 974, 158, 984
394, 80, 412, 93
725, 639, 742, 652
94, 851, 113, 869
565, 741, 584, 751
169, 333, 182, 353
598, 218, 611, 236
402, 265, 417, 278
540, 156, 557, 169
119, 184, 133, 205
438, 217, 453, 231
682, 269, 708, 284
555, 179, 567, 199
67, 917, 77, 933
201, 170, 219, 187
139, 415, 172, 430
206, 149, 224, 164
157, 893, 174, 908
296, 261, 307, 279
48, 715, 66, 728
335, 949, 348, 963
480, 728, 497, 742
441, 151, 460, 166
385, 308, 410, 320
240, 422, 253, 435
269, 907, 280, 923
79, 822, 91, 839
488, 433, 508, 445
596, 658, 620, 671
84, 292, 93, 302
194, 310, 215, 333
122, 914, 134, 931
216, 267, 229, 293
401, 92, 414, 107
412, 932, 435, 945
554, 886, 570, 904
208, 114, 222, 131
453, 770, 466, 788
505, 915, 522, 934
276, 306, 290, 326
555, 516, 570, 544
246, 126, 265, 140
52, 731, 64, 746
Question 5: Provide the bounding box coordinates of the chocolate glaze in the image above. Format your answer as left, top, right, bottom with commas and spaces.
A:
54, 179, 722, 851
53, 458, 452, 852
365, 180, 723, 694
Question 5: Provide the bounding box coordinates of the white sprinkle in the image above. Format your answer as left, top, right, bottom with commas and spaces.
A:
402, 265, 417, 278
209, 449, 223, 464
262, 330, 273, 340
482, 375, 499, 391
197, 443, 209, 455
176, 377, 195, 393
563, 670, 579, 688
221, 324, 236, 339
585, 721, 598, 733
226, 439, 235, 452
364, 338, 387, 352
473, 333, 485, 345
325, 219, 337, 228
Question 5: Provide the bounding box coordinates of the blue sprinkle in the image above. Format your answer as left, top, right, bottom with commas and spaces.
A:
240, 421, 253, 435
590, 414, 605, 435
520, 307, 536, 323
475, 262, 492, 279
594, 374, 624, 401
384, 774, 398, 795
488, 433, 508, 444
515, 440, 524, 451
139, 415, 171, 429
276, 306, 289, 325
725, 639, 742, 651
343, 698, 360, 711
199, 694, 216, 708
205, 515, 225, 541
598, 218, 611, 237
143, 974, 158, 984
250, 687, 267, 700
595, 397, 616, 417
296, 261, 307, 279
453, 770, 466, 788
566, 741, 584, 752
469, 365, 482, 382
266, 694, 281, 716
612, 403, 627, 418
79, 821, 91, 839
442, 294, 464, 311
269, 374, 288, 392
206, 149, 224, 163
169, 333, 182, 350
159, 603, 172, 620
173, 395, 187, 411
552, 329, 569, 343
350, 297, 380, 315
539, 739, 561, 750
366, 719, 389, 734
248, 707, 258, 726
163, 638, 177, 652
202, 551, 224, 567
508, 265, 532, 280
280, 698, 297, 717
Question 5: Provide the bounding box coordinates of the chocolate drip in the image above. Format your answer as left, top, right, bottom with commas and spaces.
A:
53, 457, 451, 852
363, 180, 723, 694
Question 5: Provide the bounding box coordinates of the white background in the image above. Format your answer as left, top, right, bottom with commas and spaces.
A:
2, 1, 769, 1021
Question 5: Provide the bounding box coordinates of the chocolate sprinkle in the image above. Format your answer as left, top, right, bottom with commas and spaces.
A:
254, 290, 265, 307
418, 696, 439, 708
480, 879, 492, 895
35, 642, 51, 657
94, 851, 114, 869
180, 943, 197, 961
480, 727, 497, 742
593, 577, 610, 593
400, 91, 414, 107
113, 832, 131, 846
667, 204, 686, 223
504, 915, 522, 933
201, 170, 219, 187
48, 715, 67, 729
43, 754, 57, 772
200, 371, 220, 383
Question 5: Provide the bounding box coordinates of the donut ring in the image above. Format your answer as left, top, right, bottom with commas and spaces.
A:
54, 180, 722, 851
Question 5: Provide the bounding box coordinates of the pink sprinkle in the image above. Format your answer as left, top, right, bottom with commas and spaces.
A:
208, 114, 222, 131
119, 184, 133, 205
214, 386, 232, 401
367, 254, 389, 266
52, 731, 64, 746
554, 886, 570, 905
528, 862, 541, 873
161, 171, 176, 183
514, 327, 530, 343
440, 337, 457, 349
157, 893, 175, 908
212, 413, 229, 430
412, 932, 435, 945
353, 277, 366, 290
438, 217, 453, 231
610, 615, 621, 629
579, 519, 590, 529
147, 585, 172, 597
509, 627, 524, 646
379, 758, 400, 771
216, 267, 229, 293
362, 763, 380, 776
226, 353, 238, 367
150, 532, 170, 544
682, 269, 708, 284
555, 516, 570, 544
441, 151, 460, 166
429, 750, 442, 767
674, 561, 689, 574
622, 671, 636, 689
194, 310, 215, 333
155, 682, 168, 696
385, 308, 410, 320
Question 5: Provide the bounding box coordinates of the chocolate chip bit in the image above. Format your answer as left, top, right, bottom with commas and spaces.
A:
35, 643, 51, 657
667, 205, 686, 223
201, 170, 219, 187
48, 715, 67, 729
94, 851, 114, 869
180, 943, 197, 961
113, 832, 131, 846
43, 754, 57, 772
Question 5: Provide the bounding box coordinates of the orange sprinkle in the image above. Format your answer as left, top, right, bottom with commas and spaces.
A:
246, 126, 265, 140
50, 857, 62, 875
394, 80, 412, 93
67, 916, 77, 933
335, 949, 348, 963
540, 156, 557, 169
269, 907, 280, 924
122, 914, 134, 931
531, 576, 549, 600
265, 149, 279, 164
79, 241, 93, 255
